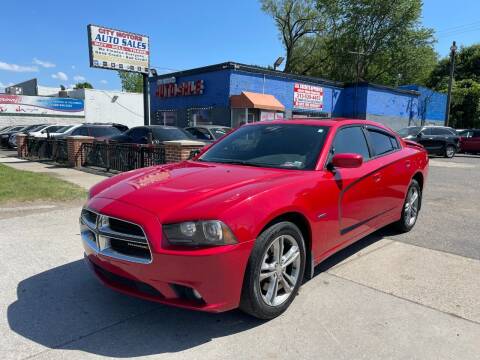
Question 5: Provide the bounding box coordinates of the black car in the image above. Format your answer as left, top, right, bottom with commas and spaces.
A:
184, 125, 232, 142
109, 125, 198, 144
0, 125, 29, 147
397, 126, 459, 158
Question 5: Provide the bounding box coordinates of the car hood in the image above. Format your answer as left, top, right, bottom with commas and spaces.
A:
93, 161, 301, 221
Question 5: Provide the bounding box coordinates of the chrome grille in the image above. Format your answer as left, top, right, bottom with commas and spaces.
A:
80, 208, 152, 264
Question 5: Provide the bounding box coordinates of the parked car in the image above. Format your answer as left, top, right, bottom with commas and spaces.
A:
81, 118, 428, 319
55, 124, 124, 141
184, 125, 232, 142
32, 124, 76, 138
109, 125, 198, 144
397, 125, 459, 158
0, 125, 28, 147
458, 129, 480, 154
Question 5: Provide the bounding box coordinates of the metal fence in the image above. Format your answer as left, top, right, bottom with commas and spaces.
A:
81, 142, 166, 172
25, 137, 53, 159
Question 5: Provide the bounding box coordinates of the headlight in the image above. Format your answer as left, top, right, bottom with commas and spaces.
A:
163, 220, 237, 246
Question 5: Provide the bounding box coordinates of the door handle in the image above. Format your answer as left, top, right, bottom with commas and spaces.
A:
373, 172, 382, 183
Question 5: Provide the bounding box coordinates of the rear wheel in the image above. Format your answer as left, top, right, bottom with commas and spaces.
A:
445, 145, 456, 158
240, 221, 306, 319
394, 179, 422, 233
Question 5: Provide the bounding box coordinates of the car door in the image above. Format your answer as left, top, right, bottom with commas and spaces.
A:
417, 128, 434, 151
430, 127, 451, 151
326, 125, 384, 242
469, 130, 480, 153
364, 126, 408, 225
128, 127, 148, 144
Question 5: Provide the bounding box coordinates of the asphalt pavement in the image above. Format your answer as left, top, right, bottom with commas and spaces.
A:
1, 152, 480, 359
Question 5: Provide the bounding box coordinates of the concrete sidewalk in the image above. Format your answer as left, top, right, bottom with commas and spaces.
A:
0, 150, 106, 190
1, 206, 479, 360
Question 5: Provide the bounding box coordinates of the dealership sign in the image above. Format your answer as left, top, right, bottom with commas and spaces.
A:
87, 25, 150, 74
155, 80, 205, 98
293, 83, 324, 110
0, 95, 84, 116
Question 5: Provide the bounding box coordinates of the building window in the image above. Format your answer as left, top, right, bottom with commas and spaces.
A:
188, 107, 213, 126
154, 110, 177, 126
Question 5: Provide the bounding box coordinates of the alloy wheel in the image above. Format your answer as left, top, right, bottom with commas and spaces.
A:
259, 234, 301, 307
404, 187, 419, 227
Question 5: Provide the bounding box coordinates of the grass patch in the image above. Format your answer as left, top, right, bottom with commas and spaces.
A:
0, 164, 86, 203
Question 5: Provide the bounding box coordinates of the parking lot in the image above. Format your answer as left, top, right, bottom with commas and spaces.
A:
1, 151, 480, 359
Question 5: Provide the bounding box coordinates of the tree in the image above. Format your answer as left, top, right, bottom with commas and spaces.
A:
261, 0, 437, 86
118, 71, 143, 93
428, 45, 480, 129
74, 82, 93, 89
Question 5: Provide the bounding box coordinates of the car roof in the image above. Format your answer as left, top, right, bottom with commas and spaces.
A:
244, 118, 393, 131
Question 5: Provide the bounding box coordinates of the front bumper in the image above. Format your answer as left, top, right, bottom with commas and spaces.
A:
82, 196, 253, 312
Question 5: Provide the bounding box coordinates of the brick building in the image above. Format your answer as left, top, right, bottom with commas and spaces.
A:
149, 62, 447, 131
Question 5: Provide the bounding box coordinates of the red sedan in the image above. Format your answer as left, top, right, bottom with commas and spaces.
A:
81, 119, 428, 319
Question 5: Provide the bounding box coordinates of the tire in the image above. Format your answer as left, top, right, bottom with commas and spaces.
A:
394, 179, 422, 233
240, 221, 306, 319
444, 145, 456, 158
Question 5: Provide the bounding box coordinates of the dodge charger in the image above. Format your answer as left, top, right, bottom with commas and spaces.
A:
80, 119, 428, 319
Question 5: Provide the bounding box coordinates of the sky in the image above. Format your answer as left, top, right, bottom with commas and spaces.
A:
1, 0, 479, 92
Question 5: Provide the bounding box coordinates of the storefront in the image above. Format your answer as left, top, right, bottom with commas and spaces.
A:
149, 62, 447, 130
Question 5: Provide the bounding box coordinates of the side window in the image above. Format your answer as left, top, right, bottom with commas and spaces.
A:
473, 130, 480, 138
422, 128, 432, 135
431, 128, 451, 136
367, 129, 398, 156
185, 128, 210, 140
332, 126, 370, 160
129, 128, 148, 142
72, 127, 88, 136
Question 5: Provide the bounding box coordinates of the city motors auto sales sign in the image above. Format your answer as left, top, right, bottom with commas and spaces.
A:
88, 24, 150, 74
293, 83, 324, 110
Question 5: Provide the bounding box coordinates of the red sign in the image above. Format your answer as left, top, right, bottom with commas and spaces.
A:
156, 80, 204, 98
293, 83, 324, 110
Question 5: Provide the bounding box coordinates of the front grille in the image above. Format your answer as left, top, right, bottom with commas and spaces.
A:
80, 209, 152, 264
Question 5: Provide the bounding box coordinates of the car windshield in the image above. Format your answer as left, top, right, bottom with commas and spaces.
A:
55, 125, 74, 133
397, 127, 422, 137
152, 127, 192, 141
199, 124, 330, 170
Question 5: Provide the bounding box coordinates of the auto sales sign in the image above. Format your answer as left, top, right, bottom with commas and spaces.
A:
293, 83, 324, 110
87, 25, 150, 74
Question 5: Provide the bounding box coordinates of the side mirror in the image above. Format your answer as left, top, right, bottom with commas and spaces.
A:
331, 153, 363, 169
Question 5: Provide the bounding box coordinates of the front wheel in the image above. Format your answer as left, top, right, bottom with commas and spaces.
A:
445, 145, 456, 158
240, 221, 306, 319
394, 179, 422, 233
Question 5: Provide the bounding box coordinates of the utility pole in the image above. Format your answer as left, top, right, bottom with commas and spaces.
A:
348, 50, 365, 119
142, 73, 150, 126
445, 41, 457, 127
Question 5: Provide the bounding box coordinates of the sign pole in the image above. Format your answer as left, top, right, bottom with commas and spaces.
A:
143, 73, 150, 126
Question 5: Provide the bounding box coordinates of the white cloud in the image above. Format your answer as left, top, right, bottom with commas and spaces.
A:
73, 75, 86, 82
100, 79, 108, 84
0, 61, 38, 72
33, 58, 56, 68
51, 71, 68, 81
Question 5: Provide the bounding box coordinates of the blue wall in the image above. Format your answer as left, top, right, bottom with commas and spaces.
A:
400, 85, 447, 124
149, 66, 446, 129
149, 69, 230, 111
229, 70, 343, 116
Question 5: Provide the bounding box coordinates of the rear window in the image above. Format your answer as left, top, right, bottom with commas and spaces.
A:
367, 129, 399, 156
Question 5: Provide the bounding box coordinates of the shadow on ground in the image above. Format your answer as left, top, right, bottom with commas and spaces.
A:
7, 260, 265, 357
8, 227, 393, 357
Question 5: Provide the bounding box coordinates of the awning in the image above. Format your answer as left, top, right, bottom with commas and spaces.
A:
230, 91, 285, 111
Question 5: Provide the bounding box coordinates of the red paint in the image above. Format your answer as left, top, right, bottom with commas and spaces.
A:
83, 118, 429, 313
331, 153, 363, 168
